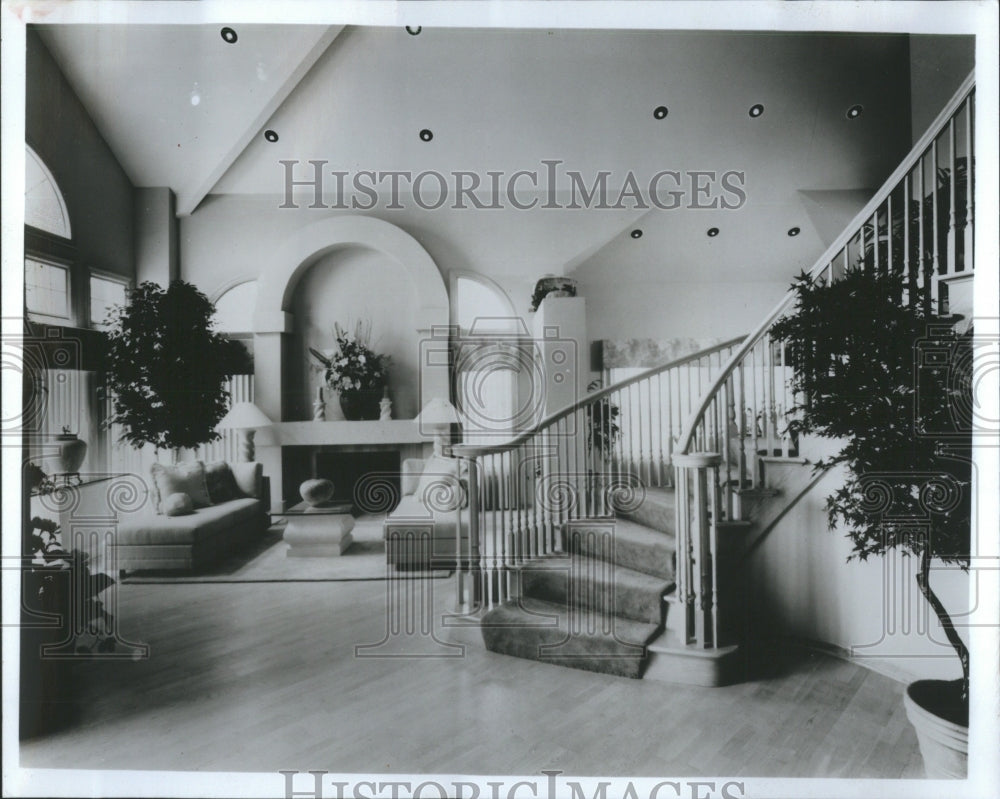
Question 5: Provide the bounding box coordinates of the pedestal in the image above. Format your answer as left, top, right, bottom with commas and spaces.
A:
284, 512, 356, 557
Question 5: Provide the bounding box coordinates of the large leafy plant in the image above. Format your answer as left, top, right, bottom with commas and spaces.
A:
770, 266, 972, 715
103, 280, 250, 453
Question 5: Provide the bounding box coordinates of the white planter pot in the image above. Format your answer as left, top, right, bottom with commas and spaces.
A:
903, 679, 968, 778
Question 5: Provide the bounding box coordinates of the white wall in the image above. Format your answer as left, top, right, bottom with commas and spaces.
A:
746, 459, 970, 684
287, 246, 420, 420
909, 35, 975, 143
584, 279, 788, 342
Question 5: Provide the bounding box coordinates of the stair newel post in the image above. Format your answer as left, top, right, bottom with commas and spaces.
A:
672, 461, 691, 644
708, 457, 721, 648
463, 455, 483, 609
673, 452, 722, 649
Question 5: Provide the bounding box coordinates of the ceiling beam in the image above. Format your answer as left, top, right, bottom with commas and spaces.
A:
176, 25, 345, 217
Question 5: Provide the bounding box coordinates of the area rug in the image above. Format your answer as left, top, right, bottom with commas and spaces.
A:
121, 515, 452, 584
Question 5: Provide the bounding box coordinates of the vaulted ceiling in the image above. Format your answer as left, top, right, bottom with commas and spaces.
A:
37, 25, 918, 282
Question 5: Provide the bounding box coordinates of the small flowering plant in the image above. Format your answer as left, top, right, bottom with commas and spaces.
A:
310, 321, 390, 394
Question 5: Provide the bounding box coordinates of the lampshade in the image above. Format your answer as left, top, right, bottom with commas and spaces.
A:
217, 401, 272, 430
415, 397, 459, 427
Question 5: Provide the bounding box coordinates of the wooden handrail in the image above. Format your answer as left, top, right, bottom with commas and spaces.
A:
675, 71, 975, 456
451, 336, 745, 459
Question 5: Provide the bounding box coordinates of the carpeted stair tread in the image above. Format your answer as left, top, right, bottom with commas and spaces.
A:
519, 554, 672, 625
564, 517, 675, 580
481, 597, 661, 679
620, 486, 675, 534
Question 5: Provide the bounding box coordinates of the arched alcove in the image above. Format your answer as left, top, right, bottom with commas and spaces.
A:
251, 216, 450, 426
288, 246, 422, 420
254, 216, 448, 334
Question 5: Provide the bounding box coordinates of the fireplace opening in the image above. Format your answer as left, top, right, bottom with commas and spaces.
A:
313, 450, 400, 510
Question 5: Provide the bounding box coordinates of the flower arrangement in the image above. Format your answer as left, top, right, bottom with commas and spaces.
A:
310, 321, 390, 395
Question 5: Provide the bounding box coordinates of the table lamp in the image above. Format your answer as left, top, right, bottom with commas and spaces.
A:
217, 401, 272, 461
416, 397, 459, 456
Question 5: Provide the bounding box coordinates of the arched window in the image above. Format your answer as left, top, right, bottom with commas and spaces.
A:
24, 145, 74, 324
25, 144, 71, 238
214, 280, 258, 334
451, 274, 526, 444
453, 274, 519, 334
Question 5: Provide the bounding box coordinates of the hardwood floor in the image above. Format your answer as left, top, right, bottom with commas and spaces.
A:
19, 576, 924, 778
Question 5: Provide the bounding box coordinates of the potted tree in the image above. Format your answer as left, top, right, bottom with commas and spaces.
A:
103, 280, 250, 458
770, 266, 972, 777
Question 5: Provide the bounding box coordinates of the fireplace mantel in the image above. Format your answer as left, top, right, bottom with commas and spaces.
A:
267, 420, 428, 447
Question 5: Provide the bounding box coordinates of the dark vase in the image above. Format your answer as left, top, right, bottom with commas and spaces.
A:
338, 389, 383, 421
53, 431, 87, 474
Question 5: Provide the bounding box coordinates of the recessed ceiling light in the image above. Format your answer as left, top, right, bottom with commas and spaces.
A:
405, 26, 422, 36
653, 106, 668, 120
748, 104, 764, 118
419, 129, 434, 142
630, 229, 643, 239
787, 227, 801, 237
263, 129, 279, 143
220, 27, 238, 44
707, 227, 720, 237
189, 82, 201, 107
846, 104, 864, 120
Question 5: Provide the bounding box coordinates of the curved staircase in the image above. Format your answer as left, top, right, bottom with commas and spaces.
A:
450, 72, 975, 686
481, 491, 676, 679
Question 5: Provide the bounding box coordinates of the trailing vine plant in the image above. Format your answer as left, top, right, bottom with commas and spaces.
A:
770, 266, 972, 718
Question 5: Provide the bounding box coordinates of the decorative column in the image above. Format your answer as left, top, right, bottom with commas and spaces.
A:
253, 310, 292, 513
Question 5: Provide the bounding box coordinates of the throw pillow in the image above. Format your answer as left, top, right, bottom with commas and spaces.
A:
150, 461, 211, 513
415, 455, 468, 512
230, 461, 263, 499
162, 492, 194, 517
204, 461, 239, 504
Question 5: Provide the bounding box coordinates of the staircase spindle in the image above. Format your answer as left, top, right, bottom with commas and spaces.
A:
947, 117, 957, 277
871, 209, 879, 270
637, 380, 647, 487
964, 94, 974, 272
750, 343, 760, 486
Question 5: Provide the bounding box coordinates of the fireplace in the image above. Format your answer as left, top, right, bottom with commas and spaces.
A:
282, 446, 401, 511
315, 450, 400, 506
273, 423, 429, 514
